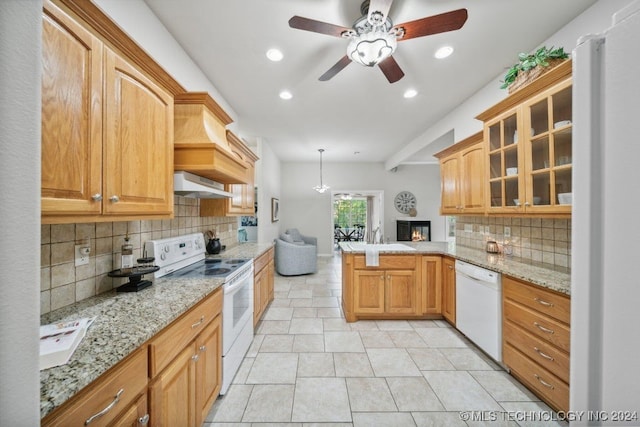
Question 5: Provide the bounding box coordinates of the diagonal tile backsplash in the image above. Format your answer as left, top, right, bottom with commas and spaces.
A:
40, 196, 239, 314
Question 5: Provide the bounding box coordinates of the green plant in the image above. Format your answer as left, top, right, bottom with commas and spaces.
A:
500, 46, 569, 89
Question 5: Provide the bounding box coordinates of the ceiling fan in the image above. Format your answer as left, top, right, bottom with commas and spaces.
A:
288, 0, 468, 83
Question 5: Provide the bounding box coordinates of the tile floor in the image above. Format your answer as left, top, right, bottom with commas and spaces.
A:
205, 255, 568, 427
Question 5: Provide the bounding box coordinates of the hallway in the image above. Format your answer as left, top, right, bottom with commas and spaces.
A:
205, 255, 566, 426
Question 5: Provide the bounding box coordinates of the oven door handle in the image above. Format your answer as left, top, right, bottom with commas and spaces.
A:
224, 269, 253, 295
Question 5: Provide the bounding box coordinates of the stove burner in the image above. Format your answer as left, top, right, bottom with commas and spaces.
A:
225, 259, 246, 265
206, 268, 231, 276
204, 259, 223, 264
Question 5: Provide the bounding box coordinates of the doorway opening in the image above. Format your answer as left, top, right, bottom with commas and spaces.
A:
331, 191, 384, 250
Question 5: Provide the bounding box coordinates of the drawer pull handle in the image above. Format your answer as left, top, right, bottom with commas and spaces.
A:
138, 414, 150, 425
534, 374, 555, 389
534, 322, 555, 334
199, 345, 206, 352
534, 297, 554, 307
85, 389, 123, 425
191, 316, 205, 329
534, 347, 555, 361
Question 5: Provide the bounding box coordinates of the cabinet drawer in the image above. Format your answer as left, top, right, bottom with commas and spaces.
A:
504, 300, 570, 353
354, 255, 416, 270
150, 288, 223, 376
254, 247, 274, 273
503, 320, 569, 383
504, 343, 569, 412
504, 276, 570, 324
43, 347, 148, 427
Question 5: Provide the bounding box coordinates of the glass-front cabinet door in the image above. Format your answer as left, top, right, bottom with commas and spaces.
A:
486, 110, 523, 213
522, 80, 572, 214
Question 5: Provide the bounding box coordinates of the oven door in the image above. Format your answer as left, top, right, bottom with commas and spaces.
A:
222, 265, 254, 355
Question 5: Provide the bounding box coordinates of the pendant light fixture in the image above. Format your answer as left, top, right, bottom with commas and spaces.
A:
313, 148, 330, 193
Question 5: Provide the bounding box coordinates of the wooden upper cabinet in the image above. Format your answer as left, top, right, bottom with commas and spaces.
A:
103, 48, 174, 215
41, 0, 102, 216
434, 131, 485, 215
41, 0, 176, 223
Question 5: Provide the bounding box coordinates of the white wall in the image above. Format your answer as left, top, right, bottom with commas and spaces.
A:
0, 1, 41, 424
256, 138, 282, 244
281, 162, 443, 255
386, 0, 635, 169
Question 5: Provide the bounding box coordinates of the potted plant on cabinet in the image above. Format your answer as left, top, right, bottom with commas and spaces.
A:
501, 46, 569, 93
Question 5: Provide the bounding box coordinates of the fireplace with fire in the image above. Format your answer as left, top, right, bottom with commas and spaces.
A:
396, 220, 431, 242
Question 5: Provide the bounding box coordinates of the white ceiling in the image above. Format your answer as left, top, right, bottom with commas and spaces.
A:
143, 0, 596, 163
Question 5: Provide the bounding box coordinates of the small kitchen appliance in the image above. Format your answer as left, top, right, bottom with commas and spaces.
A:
486, 240, 499, 253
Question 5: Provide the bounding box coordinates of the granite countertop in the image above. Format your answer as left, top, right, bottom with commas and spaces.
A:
339, 241, 570, 295
40, 242, 273, 419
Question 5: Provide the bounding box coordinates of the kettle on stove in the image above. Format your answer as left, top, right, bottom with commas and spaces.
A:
206, 230, 221, 255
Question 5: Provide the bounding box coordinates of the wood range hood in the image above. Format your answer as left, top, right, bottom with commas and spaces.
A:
173, 92, 249, 184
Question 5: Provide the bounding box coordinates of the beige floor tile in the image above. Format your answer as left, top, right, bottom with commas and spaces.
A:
386, 377, 445, 412
311, 296, 339, 307
242, 384, 294, 422
375, 320, 414, 330
408, 320, 441, 329
500, 401, 568, 427
422, 371, 502, 411
246, 353, 298, 384
334, 353, 374, 377
297, 352, 335, 377
387, 330, 429, 348
207, 384, 253, 422
317, 307, 343, 318
348, 320, 379, 331
323, 318, 352, 331
259, 334, 294, 352
292, 307, 317, 318
415, 327, 469, 348
232, 357, 254, 384
346, 377, 397, 411
289, 318, 324, 334
367, 348, 422, 377
439, 348, 495, 370
256, 320, 291, 334
292, 334, 325, 352
411, 411, 468, 427
289, 298, 313, 307
352, 412, 416, 427
359, 330, 395, 348
325, 331, 365, 352
470, 371, 539, 402
288, 289, 313, 298
291, 378, 351, 423
406, 348, 456, 371
270, 298, 292, 307
263, 307, 294, 320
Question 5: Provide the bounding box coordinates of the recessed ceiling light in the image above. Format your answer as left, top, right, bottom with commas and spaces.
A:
266, 48, 283, 62
403, 89, 418, 99
434, 46, 454, 59
279, 90, 292, 100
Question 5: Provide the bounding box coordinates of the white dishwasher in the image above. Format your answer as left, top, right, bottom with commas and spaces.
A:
455, 260, 502, 362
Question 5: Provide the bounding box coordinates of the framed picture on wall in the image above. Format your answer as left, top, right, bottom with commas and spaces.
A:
271, 198, 279, 222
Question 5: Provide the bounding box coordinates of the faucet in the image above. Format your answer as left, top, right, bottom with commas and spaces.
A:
368, 227, 381, 244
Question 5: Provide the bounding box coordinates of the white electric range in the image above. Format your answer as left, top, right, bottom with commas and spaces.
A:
145, 233, 254, 395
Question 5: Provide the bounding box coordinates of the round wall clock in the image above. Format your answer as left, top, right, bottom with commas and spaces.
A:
394, 191, 417, 214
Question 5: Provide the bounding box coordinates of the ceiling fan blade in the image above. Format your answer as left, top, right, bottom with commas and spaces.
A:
394, 8, 468, 41
367, 0, 394, 26
288, 16, 351, 37
319, 55, 352, 81
378, 55, 404, 83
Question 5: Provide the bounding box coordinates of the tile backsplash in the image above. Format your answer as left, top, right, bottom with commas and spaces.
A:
40, 196, 238, 314
455, 216, 571, 269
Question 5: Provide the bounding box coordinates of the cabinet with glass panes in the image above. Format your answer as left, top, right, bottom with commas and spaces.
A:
477, 60, 572, 216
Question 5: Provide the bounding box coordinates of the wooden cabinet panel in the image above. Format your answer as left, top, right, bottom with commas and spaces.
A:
504, 300, 570, 353
441, 257, 456, 325
103, 48, 173, 216
353, 270, 385, 314
196, 315, 222, 426
253, 247, 275, 326
149, 343, 197, 427
109, 393, 148, 427
353, 255, 416, 270
42, 347, 148, 427
460, 143, 485, 211
440, 155, 460, 213
385, 270, 417, 314
504, 276, 570, 323
422, 256, 442, 314
41, 0, 102, 216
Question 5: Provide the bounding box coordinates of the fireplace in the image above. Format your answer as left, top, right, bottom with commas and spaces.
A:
397, 220, 431, 242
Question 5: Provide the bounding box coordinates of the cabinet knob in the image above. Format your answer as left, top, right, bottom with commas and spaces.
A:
192, 354, 199, 362
524, 201, 530, 206
91, 193, 103, 201
138, 414, 150, 425
448, 265, 454, 270
199, 345, 206, 352
109, 195, 120, 203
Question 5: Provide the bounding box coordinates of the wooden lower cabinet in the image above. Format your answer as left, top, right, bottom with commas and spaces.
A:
422, 256, 442, 314
196, 315, 222, 424
441, 256, 456, 325
502, 276, 571, 412
253, 247, 275, 326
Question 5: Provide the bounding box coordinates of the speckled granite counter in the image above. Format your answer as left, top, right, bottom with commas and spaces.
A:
339, 241, 570, 295
40, 241, 274, 419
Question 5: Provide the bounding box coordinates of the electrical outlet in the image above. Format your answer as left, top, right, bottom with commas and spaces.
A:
75, 244, 90, 266
464, 224, 473, 233
504, 226, 511, 238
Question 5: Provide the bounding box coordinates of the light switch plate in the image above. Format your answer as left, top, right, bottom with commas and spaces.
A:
504, 226, 511, 238
75, 244, 89, 266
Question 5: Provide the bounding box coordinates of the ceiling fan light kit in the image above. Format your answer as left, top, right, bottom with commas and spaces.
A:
288, 0, 468, 83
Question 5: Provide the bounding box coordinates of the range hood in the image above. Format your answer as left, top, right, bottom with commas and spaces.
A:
174, 171, 233, 199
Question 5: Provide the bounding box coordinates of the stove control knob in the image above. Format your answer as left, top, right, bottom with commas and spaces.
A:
194, 239, 202, 249
163, 245, 170, 253
160, 253, 166, 261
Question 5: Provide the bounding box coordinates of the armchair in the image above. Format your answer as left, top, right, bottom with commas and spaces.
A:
274, 228, 317, 276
